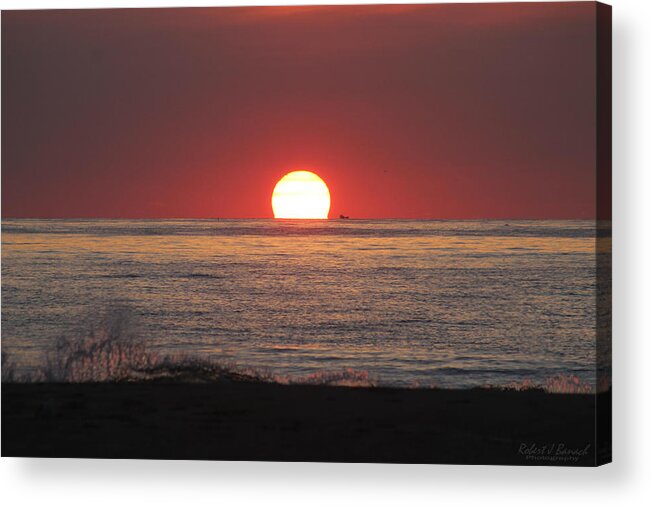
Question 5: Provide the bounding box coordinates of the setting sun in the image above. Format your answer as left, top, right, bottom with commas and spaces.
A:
271, 171, 331, 219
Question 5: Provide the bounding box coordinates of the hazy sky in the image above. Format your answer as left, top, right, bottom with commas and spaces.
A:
2, 3, 599, 219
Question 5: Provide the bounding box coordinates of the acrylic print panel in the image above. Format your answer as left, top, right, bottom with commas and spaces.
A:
1, 2, 611, 465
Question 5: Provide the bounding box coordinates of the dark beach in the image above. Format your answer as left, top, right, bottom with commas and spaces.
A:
1, 381, 611, 466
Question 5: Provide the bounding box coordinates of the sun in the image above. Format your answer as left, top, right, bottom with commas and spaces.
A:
272, 171, 331, 219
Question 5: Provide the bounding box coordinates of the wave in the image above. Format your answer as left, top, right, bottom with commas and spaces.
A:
0, 306, 607, 392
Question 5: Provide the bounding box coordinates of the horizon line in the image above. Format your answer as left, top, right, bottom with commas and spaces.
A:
1, 216, 602, 221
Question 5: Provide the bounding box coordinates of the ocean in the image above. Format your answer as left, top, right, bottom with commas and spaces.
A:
1, 219, 609, 388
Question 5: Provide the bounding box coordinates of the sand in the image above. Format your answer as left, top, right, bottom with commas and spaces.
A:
1, 381, 610, 465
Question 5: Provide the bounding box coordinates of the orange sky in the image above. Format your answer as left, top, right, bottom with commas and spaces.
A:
2, 3, 604, 219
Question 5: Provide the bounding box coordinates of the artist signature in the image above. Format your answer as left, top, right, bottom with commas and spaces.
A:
517, 442, 591, 463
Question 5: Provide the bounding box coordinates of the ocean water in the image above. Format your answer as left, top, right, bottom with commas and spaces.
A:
1, 219, 609, 388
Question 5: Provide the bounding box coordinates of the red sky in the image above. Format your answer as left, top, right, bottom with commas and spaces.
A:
2, 3, 600, 219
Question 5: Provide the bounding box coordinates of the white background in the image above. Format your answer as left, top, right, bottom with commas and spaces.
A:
1, 0, 649, 504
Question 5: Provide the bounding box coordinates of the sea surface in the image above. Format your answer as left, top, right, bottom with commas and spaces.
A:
1, 219, 610, 388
